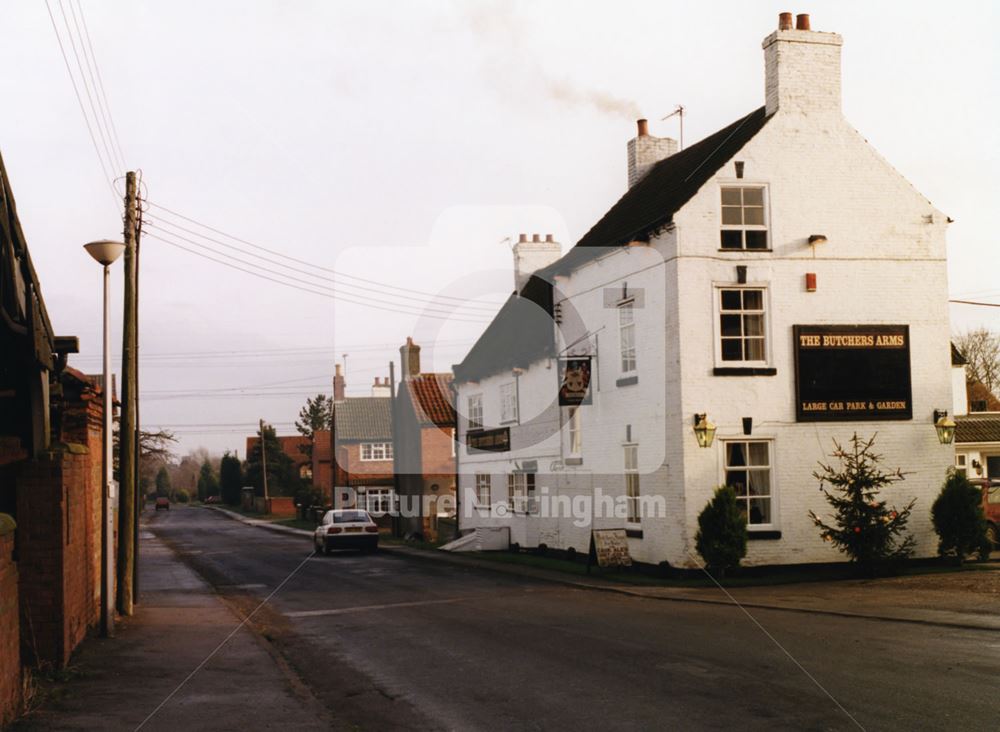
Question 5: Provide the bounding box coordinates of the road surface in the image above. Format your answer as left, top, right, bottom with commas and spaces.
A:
148, 507, 999, 731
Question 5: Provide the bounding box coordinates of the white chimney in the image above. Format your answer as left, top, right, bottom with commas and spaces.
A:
512, 233, 561, 292
371, 377, 391, 398
627, 118, 677, 188
763, 13, 843, 117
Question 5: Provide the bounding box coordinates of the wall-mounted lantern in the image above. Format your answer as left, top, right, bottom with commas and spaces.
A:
933, 409, 956, 445
693, 413, 717, 448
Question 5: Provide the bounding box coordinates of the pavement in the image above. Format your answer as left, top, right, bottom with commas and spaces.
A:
14, 520, 332, 731
209, 505, 1000, 632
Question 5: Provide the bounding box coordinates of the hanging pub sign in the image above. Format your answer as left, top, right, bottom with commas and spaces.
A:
466, 427, 510, 454
558, 357, 593, 406
794, 325, 912, 422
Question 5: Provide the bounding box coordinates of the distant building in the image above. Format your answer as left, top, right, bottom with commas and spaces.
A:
393, 338, 457, 541
331, 373, 395, 526
245, 434, 311, 481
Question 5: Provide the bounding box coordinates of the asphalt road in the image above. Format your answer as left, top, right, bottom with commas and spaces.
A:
150, 508, 1000, 731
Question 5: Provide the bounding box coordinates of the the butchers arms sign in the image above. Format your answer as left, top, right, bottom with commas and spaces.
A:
793, 325, 912, 422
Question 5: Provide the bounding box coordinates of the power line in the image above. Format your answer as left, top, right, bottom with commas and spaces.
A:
145, 231, 494, 323
145, 218, 499, 314
146, 200, 505, 308
950, 299, 1000, 308
43, 0, 119, 213
56, 0, 119, 183
73, 0, 127, 169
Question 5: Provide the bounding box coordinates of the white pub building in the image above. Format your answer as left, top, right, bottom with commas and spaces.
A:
452, 13, 954, 568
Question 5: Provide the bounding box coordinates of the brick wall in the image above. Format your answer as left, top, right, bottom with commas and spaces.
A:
0, 526, 20, 727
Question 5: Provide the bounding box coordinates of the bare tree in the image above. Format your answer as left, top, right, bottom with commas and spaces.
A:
954, 328, 1000, 393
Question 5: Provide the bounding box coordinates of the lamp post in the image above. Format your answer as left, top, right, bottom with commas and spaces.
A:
84, 239, 126, 638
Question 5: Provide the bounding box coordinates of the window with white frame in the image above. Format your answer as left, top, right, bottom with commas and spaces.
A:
624, 444, 640, 523
723, 440, 773, 527
451, 428, 456, 457
568, 407, 582, 456
360, 442, 393, 461
955, 454, 967, 477
619, 300, 636, 374
363, 487, 394, 514
468, 394, 483, 431
474, 473, 492, 506
720, 186, 768, 250
500, 382, 518, 423
718, 287, 767, 363
507, 472, 535, 513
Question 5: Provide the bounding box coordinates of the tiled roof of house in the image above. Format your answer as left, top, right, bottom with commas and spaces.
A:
245, 435, 310, 467
334, 397, 392, 441
407, 373, 455, 427
967, 380, 1000, 413
955, 414, 1000, 444
454, 107, 769, 383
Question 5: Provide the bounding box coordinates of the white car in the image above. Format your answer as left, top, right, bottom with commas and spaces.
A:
313, 509, 379, 554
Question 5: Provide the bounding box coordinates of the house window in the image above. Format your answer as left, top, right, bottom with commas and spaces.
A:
970, 399, 988, 412
468, 394, 483, 430
619, 301, 636, 374
474, 473, 492, 506
361, 442, 393, 461
718, 287, 767, 363
720, 186, 768, 250
568, 407, 582, 456
624, 444, 640, 524
500, 382, 518, 423
363, 487, 394, 514
724, 440, 773, 527
955, 454, 967, 477
508, 472, 535, 513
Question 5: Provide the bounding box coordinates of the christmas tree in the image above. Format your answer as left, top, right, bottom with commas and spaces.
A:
809, 433, 916, 574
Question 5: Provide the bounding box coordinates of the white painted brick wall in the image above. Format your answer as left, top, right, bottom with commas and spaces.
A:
454, 26, 952, 570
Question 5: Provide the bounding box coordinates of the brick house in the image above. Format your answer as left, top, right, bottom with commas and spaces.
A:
394, 338, 457, 541
245, 434, 312, 482
453, 14, 954, 568
0, 150, 104, 724
331, 374, 395, 527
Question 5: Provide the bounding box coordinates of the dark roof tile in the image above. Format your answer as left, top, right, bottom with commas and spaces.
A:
334, 397, 392, 441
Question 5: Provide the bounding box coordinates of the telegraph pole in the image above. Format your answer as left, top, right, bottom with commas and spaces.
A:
117, 171, 138, 615
260, 418, 270, 506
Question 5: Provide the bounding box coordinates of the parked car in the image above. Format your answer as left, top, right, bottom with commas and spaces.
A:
155, 497, 170, 511
974, 478, 1000, 548
313, 509, 378, 554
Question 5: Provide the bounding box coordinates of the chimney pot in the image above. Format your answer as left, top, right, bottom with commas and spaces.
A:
545, 234, 554, 243
531, 234, 540, 243
795, 13, 810, 30
518, 233, 528, 243
636, 118, 649, 136
335, 364, 342, 376
778, 12, 793, 30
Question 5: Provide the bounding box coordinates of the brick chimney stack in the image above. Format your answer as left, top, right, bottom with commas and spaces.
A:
400, 337, 421, 379
627, 118, 677, 188
512, 233, 561, 293
333, 363, 346, 403
763, 12, 843, 117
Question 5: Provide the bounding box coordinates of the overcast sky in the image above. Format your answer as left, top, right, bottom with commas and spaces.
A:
1, 0, 997, 456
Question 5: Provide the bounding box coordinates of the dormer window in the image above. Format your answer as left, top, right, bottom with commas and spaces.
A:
721, 186, 768, 250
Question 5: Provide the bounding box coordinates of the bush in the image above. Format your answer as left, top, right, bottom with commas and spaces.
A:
174, 489, 190, 504
695, 485, 748, 576
809, 434, 915, 575
931, 470, 990, 563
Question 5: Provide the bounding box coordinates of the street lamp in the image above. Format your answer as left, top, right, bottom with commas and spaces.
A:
84, 239, 125, 638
